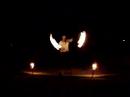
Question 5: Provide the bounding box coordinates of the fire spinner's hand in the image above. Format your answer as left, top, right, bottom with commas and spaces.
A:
67, 38, 73, 42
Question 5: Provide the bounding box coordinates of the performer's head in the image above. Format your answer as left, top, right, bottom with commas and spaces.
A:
62, 35, 66, 41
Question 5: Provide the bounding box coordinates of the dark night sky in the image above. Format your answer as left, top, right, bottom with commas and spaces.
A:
8, 2, 129, 52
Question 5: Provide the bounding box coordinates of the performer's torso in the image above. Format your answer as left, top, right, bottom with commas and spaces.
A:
59, 41, 69, 52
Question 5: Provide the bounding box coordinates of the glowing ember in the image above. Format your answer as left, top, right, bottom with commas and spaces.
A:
92, 63, 98, 70
50, 33, 62, 50
77, 31, 86, 48
30, 62, 35, 69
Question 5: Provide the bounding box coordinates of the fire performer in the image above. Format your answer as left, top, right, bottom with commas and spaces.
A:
59, 35, 73, 53
59, 35, 73, 67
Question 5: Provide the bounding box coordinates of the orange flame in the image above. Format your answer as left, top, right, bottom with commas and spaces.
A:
30, 62, 35, 69
50, 33, 62, 50
92, 63, 98, 70
77, 31, 86, 48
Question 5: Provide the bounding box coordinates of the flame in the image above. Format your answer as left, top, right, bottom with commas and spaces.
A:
50, 34, 61, 50
30, 62, 35, 69
77, 31, 86, 48
92, 63, 98, 70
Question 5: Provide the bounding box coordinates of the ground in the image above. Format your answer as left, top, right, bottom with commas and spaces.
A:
4, 68, 130, 97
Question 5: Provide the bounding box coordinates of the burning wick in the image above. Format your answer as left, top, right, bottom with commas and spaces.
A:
91, 62, 98, 78
30, 62, 35, 69
30, 62, 35, 75
92, 63, 98, 71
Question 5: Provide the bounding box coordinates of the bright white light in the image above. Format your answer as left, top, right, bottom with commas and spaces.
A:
30, 62, 35, 69
50, 33, 62, 50
77, 31, 86, 48
92, 62, 98, 70
123, 39, 125, 42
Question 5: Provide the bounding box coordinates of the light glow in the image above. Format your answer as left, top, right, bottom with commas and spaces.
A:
123, 39, 125, 42
30, 62, 35, 69
77, 31, 86, 48
50, 33, 62, 50
92, 62, 98, 70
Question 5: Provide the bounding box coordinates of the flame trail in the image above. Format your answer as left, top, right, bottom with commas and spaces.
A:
77, 31, 86, 48
50, 34, 61, 50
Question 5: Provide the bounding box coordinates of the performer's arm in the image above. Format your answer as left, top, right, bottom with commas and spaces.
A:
67, 38, 73, 42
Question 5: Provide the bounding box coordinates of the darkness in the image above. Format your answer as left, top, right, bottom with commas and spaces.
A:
1, 1, 130, 97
